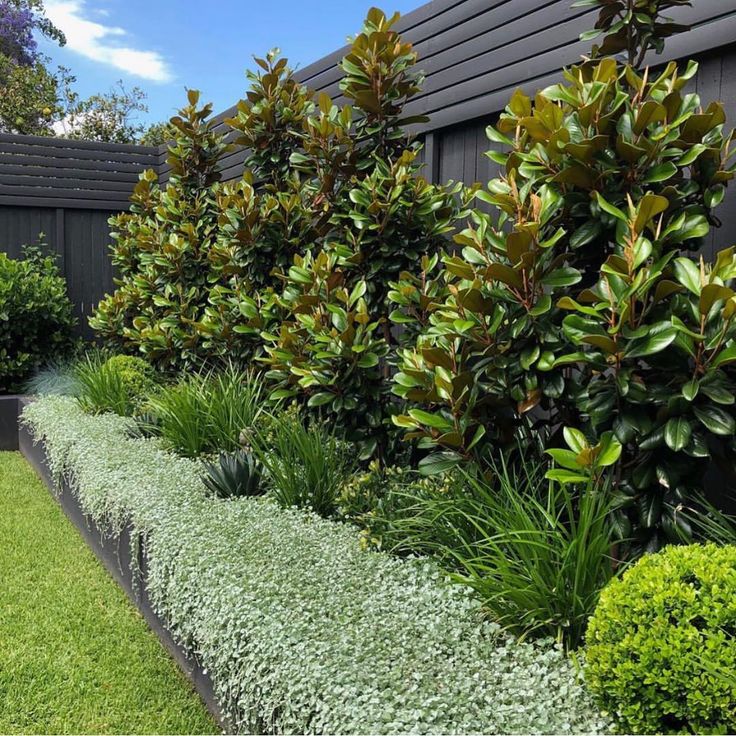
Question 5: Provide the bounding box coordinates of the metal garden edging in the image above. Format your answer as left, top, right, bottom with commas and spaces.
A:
14, 398, 230, 732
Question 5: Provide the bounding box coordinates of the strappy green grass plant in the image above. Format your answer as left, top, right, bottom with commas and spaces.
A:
251, 410, 355, 518
379, 456, 617, 650
145, 365, 267, 457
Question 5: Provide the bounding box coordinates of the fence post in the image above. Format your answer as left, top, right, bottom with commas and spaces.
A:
54, 207, 66, 276
424, 132, 440, 184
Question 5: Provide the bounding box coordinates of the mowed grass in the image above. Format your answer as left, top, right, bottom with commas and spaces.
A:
0, 452, 218, 735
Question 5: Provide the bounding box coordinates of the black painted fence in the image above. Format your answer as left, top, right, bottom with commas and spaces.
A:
0, 134, 158, 335
2, 0, 736, 328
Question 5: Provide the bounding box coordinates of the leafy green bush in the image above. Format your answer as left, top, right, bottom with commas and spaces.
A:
76, 353, 157, 417
392, 2, 736, 549
251, 408, 355, 518
585, 543, 736, 734
145, 366, 267, 457
0, 247, 76, 394
22, 395, 609, 734
261, 251, 389, 459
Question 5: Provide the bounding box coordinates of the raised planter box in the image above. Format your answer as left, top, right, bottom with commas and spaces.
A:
0, 395, 19, 450
16, 398, 229, 731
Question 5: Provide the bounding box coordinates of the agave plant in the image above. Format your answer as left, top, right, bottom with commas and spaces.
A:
201, 449, 265, 499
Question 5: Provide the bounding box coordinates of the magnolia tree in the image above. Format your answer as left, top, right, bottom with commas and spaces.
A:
93, 9, 468, 461
391, 0, 736, 550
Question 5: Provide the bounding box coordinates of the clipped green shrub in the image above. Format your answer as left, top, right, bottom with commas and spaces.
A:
76, 353, 157, 417
0, 246, 76, 394
146, 366, 267, 457
22, 395, 609, 735
586, 543, 736, 734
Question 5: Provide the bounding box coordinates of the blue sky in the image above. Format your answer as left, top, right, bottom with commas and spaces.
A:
39, 0, 422, 127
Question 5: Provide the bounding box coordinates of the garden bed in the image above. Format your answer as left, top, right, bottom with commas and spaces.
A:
18, 395, 608, 735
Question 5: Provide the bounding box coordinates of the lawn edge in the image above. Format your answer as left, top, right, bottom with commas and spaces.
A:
16, 397, 229, 732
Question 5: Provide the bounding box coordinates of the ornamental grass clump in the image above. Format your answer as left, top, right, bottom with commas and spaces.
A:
145, 365, 266, 457
585, 543, 736, 734
251, 409, 355, 518
22, 395, 610, 735
76, 353, 157, 417
362, 453, 616, 650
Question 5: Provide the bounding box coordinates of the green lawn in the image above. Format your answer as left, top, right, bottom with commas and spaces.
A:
0, 452, 218, 735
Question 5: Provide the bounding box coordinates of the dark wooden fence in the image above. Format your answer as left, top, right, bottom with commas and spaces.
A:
2, 0, 736, 330
0, 134, 158, 334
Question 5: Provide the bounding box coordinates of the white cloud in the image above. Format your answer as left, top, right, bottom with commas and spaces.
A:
45, 1, 173, 82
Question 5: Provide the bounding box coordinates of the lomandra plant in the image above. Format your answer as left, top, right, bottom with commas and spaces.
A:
392, 0, 736, 549
376, 454, 616, 650
145, 366, 267, 457
76, 353, 157, 417
251, 409, 355, 518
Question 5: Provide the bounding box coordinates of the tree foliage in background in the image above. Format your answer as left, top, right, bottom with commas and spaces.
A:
60, 81, 149, 144
392, 2, 736, 549
0, 0, 70, 135
139, 120, 176, 147
0, 1, 167, 141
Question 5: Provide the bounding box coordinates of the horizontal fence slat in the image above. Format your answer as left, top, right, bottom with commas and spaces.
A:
0, 163, 141, 183
0, 194, 127, 210
0, 132, 158, 156
0, 141, 157, 166
0, 174, 136, 192
0, 184, 130, 203
0, 152, 150, 175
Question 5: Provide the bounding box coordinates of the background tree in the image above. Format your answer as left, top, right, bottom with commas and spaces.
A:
59, 81, 149, 144
0, 0, 69, 135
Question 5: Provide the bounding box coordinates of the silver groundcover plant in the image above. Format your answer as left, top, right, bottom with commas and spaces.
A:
23, 396, 610, 735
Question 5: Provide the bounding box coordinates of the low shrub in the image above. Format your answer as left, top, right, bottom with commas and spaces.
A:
0, 246, 76, 394
251, 409, 355, 518
76, 353, 157, 417
22, 395, 609, 735
338, 462, 452, 550
585, 543, 736, 734
145, 365, 266, 457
